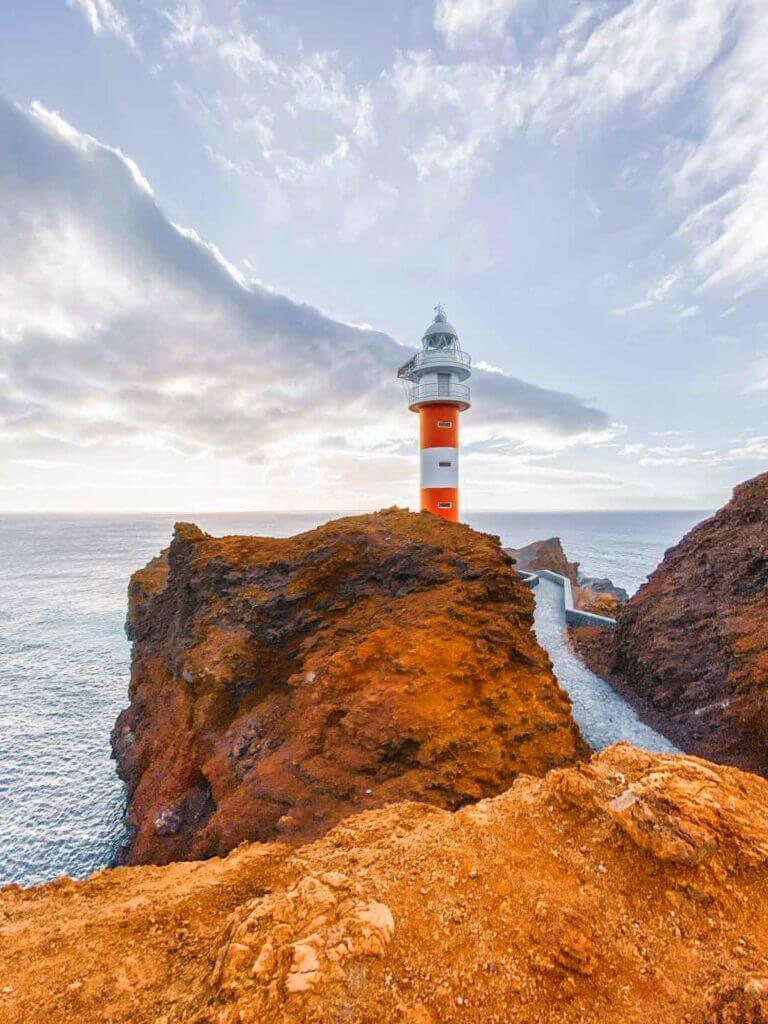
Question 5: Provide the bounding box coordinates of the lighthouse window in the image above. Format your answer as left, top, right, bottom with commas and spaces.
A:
438, 461, 452, 467
437, 420, 452, 428
437, 501, 453, 509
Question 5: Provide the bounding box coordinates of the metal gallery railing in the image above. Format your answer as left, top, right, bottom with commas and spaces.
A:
407, 382, 471, 406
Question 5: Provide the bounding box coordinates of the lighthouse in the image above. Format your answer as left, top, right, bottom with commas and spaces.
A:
397, 306, 472, 522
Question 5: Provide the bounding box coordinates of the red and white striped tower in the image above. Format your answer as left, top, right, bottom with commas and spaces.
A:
397, 306, 472, 522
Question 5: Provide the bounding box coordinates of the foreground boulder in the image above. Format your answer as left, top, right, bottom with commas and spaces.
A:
582, 473, 768, 775
113, 508, 587, 865
3, 745, 768, 1023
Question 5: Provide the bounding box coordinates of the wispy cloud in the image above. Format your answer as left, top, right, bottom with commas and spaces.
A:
670, 2, 768, 293
393, 0, 768, 300
68, 0, 135, 46
157, 0, 380, 224
434, 0, 528, 48
67, 0, 768, 299
727, 435, 768, 460
618, 430, 768, 469
746, 352, 768, 392
392, 1, 733, 187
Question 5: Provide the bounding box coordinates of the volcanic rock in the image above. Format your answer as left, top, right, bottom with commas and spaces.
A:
577, 575, 628, 619
505, 537, 625, 618
572, 587, 623, 619
505, 536, 579, 584
578, 575, 629, 604
113, 508, 587, 866
4, 744, 768, 1024
581, 473, 768, 774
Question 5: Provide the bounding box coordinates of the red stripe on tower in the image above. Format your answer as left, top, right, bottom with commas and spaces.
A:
397, 307, 472, 522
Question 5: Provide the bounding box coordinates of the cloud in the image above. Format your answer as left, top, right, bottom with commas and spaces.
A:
746, 352, 768, 392
617, 432, 768, 469
68, 0, 135, 46
670, 2, 768, 293
392, 0, 733, 187
619, 440, 728, 467
727, 435, 768, 460
464, 455, 624, 491
393, 0, 768, 296
0, 96, 610, 496
156, 0, 379, 219
68, 0, 768, 296
67, 0, 768, 305
434, 0, 527, 48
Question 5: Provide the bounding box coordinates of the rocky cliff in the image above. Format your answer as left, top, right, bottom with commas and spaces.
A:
572, 586, 623, 619
505, 537, 626, 618
579, 473, 768, 774
113, 508, 587, 866
505, 537, 580, 584
4, 745, 768, 1024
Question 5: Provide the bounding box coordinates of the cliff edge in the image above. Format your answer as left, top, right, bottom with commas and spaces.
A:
113, 508, 587, 865
3, 745, 768, 1024
576, 472, 768, 774
505, 537, 580, 585
505, 537, 626, 618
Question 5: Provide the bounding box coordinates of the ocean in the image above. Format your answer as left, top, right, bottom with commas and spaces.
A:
0, 508, 709, 887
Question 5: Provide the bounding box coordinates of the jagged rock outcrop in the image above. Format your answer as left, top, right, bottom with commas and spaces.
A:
113, 508, 587, 866
505, 537, 626, 618
578, 473, 768, 775
578, 575, 629, 605
505, 536, 580, 585
577, 575, 628, 619
4, 745, 768, 1024
573, 586, 623, 619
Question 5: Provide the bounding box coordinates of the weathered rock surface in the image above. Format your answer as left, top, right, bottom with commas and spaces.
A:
505, 536, 580, 585
573, 586, 623, 619
4, 745, 768, 1024
113, 508, 587, 866
505, 537, 625, 618
591, 473, 768, 775
578, 575, 629, 604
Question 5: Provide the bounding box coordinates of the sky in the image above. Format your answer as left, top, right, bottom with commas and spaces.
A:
0, 0, 767, 513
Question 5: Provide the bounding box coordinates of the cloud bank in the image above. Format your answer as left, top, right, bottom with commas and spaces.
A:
0, 95, 610, 505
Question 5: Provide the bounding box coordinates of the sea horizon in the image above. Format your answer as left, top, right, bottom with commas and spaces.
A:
0, 506, 714, 517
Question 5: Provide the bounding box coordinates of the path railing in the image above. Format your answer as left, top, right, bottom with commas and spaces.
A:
535, 569, 617, 628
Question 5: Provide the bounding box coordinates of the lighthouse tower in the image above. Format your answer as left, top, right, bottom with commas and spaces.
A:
397, 306, 472, 522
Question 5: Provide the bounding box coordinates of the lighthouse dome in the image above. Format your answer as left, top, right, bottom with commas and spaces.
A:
422, 305, 458, 346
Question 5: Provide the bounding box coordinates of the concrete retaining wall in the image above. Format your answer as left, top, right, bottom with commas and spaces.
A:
535, 569, 616, 629
515, 570, 539, 589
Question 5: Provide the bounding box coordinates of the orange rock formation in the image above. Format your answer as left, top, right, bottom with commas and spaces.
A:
575, 472, 768, 775
3, 744, 768, 1024
113, 509, 587, 865
572, 586, 622, 619
505, 536, 580, 585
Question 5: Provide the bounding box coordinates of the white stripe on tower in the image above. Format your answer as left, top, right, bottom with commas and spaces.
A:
419, 446, 459, 490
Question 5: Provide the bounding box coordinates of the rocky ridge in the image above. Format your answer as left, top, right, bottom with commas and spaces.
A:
574, 472, 768, 775
3, 744, 768, 1024
113, 508, 587, 865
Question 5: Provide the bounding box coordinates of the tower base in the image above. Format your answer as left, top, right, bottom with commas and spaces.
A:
420, 487, 459, 522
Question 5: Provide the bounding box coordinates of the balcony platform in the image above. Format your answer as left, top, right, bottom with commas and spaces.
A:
407, 382, 471, 410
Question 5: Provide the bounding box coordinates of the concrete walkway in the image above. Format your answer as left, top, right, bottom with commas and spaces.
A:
533, 574, 680, 754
